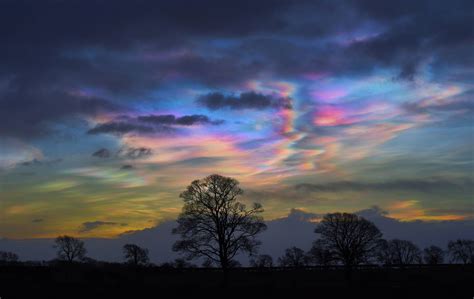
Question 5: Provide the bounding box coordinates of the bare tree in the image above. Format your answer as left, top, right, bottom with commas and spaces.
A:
172, 174, 266, 271
250, 254, 273, 268
375, 239, 393, 265
448, 239, 474, 264
53, 235, 86, 263
278, 247, 307, 267
123, 244, 149, 266
385, 239, 421, 265
0, 251, 19, 263
314, 213, 382, 267
423, 245, 444, 264
306, 239, 335, 266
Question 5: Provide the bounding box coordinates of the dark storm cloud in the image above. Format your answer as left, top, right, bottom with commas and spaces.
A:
79, 221, 128, 233
197, 91, 292, 110
294, 179, 473, 193
346, 0, 474, 79
1, 0, 472, 140
0, 87, 121, 138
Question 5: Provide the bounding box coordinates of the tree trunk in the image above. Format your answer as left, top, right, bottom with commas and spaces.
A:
220, 258, 230, 288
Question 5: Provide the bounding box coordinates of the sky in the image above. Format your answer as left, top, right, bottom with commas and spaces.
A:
0, 0, 473, 239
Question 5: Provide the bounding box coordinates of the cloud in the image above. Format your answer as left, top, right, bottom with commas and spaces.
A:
78, 221, 128, 233
120, 164, 134, 170
294, 179, 473, 193
0, 0, 471, 141
197, 91, 292, 110
92, 148, 111, 158
87, 122, 156, 135
87, 114, 222, 136
20, 158, 62, 167
91, 147, 153, 160
137, 114, 224, 126
117, 147, 153, 159
0, 87, 121, 138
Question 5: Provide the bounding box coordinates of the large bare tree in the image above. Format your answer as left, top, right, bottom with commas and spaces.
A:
172, 174, 266, 270
314, 213, 382, 267
53, 235, 86, 263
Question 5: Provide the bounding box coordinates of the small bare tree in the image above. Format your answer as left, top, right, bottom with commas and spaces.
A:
278, 247, 307, 267
306, 239, 335, 266
172, 174, 266, 270
386, 239, 421, 265
314, 213, 382, 267
53, 235, 86, 263
250, 254, 273, 268
123, 244, 149, 266
0, 251, 19, 263
423, 245, 444, 264
448, 239, 474, 264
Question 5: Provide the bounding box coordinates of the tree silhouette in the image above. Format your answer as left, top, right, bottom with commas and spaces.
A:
383, 239, 421, 265
306, 239, 335, 266
0, 251, 19, 263
123, 243, 149, 266
172, 174, 266, 270
278, 247, 307, 267
423, 245, 444, 264
53, 235, 86, 263
250, 254, 273, 268
448, 239, 474, 264
375, 239, 394, 265
314, 213, 382, 267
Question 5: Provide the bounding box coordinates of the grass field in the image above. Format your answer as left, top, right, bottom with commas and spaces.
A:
1, 264, 472, 298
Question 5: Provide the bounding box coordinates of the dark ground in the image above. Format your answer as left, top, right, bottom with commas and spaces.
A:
0, 264, 473, 298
